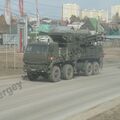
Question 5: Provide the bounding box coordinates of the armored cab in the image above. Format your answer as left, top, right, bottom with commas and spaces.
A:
23, 31, 104, 82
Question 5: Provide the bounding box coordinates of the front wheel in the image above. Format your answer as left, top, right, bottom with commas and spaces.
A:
49, 66, 61, 82
99, 58, 103, 69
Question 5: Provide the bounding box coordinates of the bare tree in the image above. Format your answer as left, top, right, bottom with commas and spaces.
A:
70, 15, 81, 23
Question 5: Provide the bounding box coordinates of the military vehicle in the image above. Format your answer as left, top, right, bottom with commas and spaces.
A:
23, 31, 104, 82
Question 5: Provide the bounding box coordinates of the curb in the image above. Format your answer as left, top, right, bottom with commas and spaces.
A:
0, 74, 25, 80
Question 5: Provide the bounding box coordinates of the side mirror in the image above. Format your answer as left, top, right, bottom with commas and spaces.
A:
36, 36, 39, 40
48, 39, 50, 45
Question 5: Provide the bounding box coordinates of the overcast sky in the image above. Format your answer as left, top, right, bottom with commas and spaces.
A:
0, 0, 120, 18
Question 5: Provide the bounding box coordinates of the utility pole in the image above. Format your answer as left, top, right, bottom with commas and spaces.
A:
19, 0, 24, 52
18, 0, 28, 52
61, 0, 64, 21
36, 0, 40, 26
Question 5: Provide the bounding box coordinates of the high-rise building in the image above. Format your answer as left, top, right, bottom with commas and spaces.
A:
111, 5, 120, 17
81, 9, 108, 21
62, 3, 80, 21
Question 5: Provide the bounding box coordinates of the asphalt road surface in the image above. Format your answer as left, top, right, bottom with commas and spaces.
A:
0, 63, 120, 120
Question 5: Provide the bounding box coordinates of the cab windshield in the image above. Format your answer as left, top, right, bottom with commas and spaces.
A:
26, 44, 48, 53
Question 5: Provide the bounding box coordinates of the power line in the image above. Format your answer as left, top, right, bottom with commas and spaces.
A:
0, 5, 61, 19
0, 1, 83, 19
12, 0, 80, 13
0, 1, 62, 19
0, 6, 19, 16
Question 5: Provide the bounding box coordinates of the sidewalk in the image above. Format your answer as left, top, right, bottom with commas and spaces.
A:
0, 68, 23, 76
0, 74, 23, 80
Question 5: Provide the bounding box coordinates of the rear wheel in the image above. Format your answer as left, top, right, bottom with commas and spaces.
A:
99, 58, 103, 69
27, 71, 39, 81
92, 62, 100, 75
62, 64, 74, 80
49, 66, 61, 82
84, 62, 93, 76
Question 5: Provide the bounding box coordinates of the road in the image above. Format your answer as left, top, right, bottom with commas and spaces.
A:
0, 63, 120, 120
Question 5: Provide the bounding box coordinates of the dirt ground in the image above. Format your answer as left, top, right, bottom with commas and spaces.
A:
88, 105, 120, 120
104, 47, 120, 63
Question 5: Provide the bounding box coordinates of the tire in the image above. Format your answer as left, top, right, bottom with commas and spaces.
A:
27, 71, 39, 81
92, 62, 100, 75
62, 64, 74, 80
49, 66, 61, 82
84, 62, 93, 76
99, 59, 103, 69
